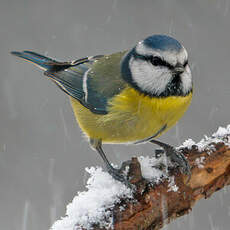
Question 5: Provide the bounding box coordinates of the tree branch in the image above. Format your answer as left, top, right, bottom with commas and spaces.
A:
51, 125, 230, 230
111, 141, 230, 230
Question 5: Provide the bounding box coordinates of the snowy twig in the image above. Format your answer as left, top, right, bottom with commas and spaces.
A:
51, 125, 230, 230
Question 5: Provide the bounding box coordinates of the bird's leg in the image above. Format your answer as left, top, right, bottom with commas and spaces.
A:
150, 139, 191, 179
90, 138, 133, 188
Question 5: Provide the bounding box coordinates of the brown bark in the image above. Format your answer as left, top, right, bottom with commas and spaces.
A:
93, 135, 230, 230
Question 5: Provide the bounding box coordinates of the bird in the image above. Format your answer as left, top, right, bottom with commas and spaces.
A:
11, 34, 193, 187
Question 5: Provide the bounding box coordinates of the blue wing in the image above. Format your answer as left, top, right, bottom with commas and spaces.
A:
11, 50, 126, 114
45, 63, 109, 114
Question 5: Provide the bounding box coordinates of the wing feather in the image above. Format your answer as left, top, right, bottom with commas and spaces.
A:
44, 52, 127, 114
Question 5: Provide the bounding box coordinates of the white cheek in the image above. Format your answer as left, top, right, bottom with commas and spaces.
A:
129, 57, 172, 95
181, 65, 192, 94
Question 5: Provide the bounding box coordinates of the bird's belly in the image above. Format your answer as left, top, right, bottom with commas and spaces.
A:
70, 88, 192, 143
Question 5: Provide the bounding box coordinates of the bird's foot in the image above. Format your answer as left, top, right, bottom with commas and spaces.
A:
154, 145, 191, 181
106, 164, 134, 189
165, 146, 191, 176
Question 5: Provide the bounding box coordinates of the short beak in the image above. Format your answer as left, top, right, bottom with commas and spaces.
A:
174, 64, 185, 75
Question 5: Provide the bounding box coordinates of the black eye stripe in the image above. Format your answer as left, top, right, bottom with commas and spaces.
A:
150, 57, 164, 66
150, 56, 173, 69
133, 52, 174, 69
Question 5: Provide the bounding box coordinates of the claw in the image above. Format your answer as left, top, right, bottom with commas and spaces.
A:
107, 166, 134, 189
168, 148, 191, 175
150, 139, 191, 183
165, 147, 191, 182
91, 138, 135, 189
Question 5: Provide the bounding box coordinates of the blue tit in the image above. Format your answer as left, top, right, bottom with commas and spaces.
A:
11, 34, 193, 186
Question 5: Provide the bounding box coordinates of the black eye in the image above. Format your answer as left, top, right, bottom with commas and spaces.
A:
183, 60, 188, 67
150, 56, 164, 66
150, 56, 173, 69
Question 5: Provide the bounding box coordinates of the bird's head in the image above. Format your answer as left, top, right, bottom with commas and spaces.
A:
121, 34, 192, 97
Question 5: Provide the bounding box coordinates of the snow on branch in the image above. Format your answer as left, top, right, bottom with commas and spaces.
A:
51, 124, 230, 230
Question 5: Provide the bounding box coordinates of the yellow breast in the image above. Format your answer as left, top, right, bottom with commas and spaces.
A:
70, 87, 192, 143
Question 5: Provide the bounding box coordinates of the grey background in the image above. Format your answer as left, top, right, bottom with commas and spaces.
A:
1, 0, 230, 229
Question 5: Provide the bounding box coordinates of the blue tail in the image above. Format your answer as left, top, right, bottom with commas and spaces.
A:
11, 50, 58, 70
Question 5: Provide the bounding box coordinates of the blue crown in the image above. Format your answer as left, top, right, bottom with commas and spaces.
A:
143, 35, 182, 52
